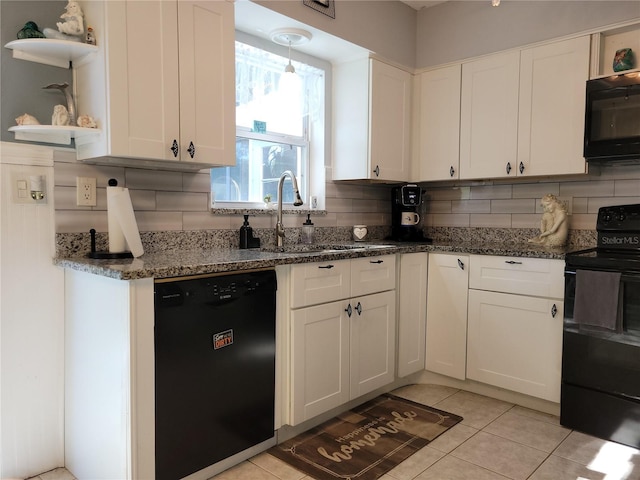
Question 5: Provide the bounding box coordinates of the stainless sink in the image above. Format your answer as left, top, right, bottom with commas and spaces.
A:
261, 243, 396, 254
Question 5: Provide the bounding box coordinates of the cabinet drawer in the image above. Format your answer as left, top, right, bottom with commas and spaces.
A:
350, 255, 396, 297
469, 255, 564, 299
291, 259, 351, 308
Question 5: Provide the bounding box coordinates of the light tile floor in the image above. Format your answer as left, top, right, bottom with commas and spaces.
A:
29, 384, 640, 480
211, 384, 640, 480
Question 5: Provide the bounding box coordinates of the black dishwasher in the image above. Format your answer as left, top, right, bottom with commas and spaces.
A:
154, 269, 277, 480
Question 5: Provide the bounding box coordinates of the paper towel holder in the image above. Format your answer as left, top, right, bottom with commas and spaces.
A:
87, 228, 133, 259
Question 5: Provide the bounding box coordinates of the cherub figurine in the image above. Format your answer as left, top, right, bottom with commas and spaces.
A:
56, 1, 84, 36
43, 1, 84, 40
528, 194, 569, 247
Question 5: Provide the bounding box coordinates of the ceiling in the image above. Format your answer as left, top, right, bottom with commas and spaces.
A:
399, 0, 448, 10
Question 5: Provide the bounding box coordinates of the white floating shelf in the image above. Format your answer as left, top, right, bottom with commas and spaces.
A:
4, 39, 97, 68
9, 125, 101, 146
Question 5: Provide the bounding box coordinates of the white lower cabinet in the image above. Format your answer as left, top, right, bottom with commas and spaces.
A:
425, 253, 469, 380
397, 253, 428, 377
466, 255, 564, 402
467, 290, 563, 402
289, 255, 396, 425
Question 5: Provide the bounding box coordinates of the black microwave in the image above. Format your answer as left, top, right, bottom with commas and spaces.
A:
584, 72, 640, 162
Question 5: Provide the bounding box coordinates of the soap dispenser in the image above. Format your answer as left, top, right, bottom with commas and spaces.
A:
301, 214, 314, 244
239, 215, 252, 249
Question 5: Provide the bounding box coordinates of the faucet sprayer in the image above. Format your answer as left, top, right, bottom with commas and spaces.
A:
276, 170, 303, 247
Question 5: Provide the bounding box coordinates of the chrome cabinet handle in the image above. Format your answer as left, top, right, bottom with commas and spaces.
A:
450, 165, 455, 177
457, 259, 465, 270
355, 302, 362, 315
551, 304, 558, 318
373, 165, 380, 177
369, 259, 383, 264
171, 139, 179, 157
345, 303, 352, 317
187, 141, 196, 159
318, 265, 334, 269
506, 162, 512, 175
505, 260, 523, 265
519, 161, 525, 174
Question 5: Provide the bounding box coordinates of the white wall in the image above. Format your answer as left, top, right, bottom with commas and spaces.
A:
416, 0, 640, 68
0, 143, 65, 479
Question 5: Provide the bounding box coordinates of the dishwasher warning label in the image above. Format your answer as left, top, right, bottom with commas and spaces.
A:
213, 330, 233, 350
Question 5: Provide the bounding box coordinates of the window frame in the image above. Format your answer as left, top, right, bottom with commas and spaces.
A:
210, 30, 328, 212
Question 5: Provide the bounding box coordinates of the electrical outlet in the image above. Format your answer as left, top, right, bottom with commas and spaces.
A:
76, 177, 97, 206
311, 196, 318, 209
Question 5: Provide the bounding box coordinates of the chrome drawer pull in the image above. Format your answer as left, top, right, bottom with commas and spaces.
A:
345, 303, 352, 317
355, 302, 362, 315
457, 259, 465, 270
551, 304, 558, 318
505, 260, 523, 265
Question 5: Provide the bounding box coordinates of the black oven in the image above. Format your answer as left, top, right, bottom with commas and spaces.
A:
561, 204, 640, 449
584, 72, 640, 162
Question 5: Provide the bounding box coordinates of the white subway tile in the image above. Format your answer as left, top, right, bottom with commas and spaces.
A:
511, 214, 542, 229
156, 191, 209, 211
512, 182, 560, 199
125, 169, 183, 191
470, 214, 512, 228
560, 180, 614, 197
570, 213, 598, 230
431, 213, 470, 227
426, 200, 452, 214
470, 184, 512, 200
587, 197, 640, 213
183, 172, 212, 193
183, 212, 232, 231
452, 200, 491, 214
614, 179, 640, 197
490, 198, 536, 214
56, 210, 107, 233
325, 197, 353, 212
129, 190, 157, 211
134, 211, 183, 231
425, 186, 471, 201
572, 197, 589, 214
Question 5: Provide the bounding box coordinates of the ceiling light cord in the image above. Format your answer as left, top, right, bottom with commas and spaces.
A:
285, 39, 295, 74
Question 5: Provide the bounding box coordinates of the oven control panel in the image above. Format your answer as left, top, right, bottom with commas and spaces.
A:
597, 204, 640, 250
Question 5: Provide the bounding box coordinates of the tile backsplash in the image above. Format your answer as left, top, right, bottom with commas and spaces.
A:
53, 149, 640, 239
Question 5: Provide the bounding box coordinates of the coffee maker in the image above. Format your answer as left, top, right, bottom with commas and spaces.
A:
390, 184, 431, 242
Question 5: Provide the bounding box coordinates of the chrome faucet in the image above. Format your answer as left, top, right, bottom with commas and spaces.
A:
276, 170, 304, 247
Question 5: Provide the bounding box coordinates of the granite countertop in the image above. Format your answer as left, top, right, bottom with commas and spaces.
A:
53, 240, 576, 281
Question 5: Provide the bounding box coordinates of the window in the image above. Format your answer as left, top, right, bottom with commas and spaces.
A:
211, 34, 327, 209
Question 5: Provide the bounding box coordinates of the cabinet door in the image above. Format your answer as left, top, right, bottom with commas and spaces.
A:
517, 36, 590, 176
425, 253, 469, 380
467, 290, 563, 402
76, 0, 181, 161
290, 301, 350, 425
369, 59, 412, 181
460, 51, 520, 180
291, 259, 351, 308
177, 0, 235, 166
350, 290, 396, 399
350, 254, 396, 297
397, 253, 428, 377
414, 65, 461, 181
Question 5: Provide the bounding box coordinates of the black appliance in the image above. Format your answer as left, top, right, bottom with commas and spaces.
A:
584, 72, 640, 162
390, 184, 431, 242
154, 269, 277, 480
561, 204, 640, 449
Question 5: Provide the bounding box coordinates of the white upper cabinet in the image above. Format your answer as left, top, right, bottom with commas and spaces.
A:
517, 36, 590, 177
75, 0, 235, 169
413, 64, 461, 182
460, 50, 521, 180
333, 58, 411, 181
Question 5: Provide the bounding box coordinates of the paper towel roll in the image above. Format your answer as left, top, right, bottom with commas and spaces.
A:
107, 184, 127, 253
110, 188, 144, 258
